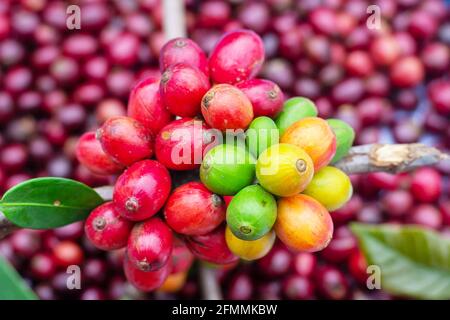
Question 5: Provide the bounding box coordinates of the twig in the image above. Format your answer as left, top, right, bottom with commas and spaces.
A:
334, 143, 449, 174
162, 0, 187, 40
199, 263, 223, 300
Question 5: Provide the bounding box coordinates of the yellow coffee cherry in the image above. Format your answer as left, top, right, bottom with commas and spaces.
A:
158, 271, 187, 293
225, 226, 275, 261
303, 166, 353, 211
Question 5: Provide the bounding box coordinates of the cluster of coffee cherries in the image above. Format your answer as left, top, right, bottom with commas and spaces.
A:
76, 29, 354, 292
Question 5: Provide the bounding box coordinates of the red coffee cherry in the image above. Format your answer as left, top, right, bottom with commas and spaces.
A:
113, 160, 171, 221
171, 238, 195, 274
165, 181, 226, 236
52, 240, 84, 267
184, 224, 238, 265
209, 29, 265, 84
155, 118, 211, 170
236, 78, 284, 118
201, 84, 254, 131
75, 132, 123, 176
96, 116, 154, 167
127, 76, 174, 137
159, 37, 208, 75
123, 253, 171, 292
127, 218, 173, 272
84, 202, 134, 251
410, 167, 442, 203
160, 63, 210, 117
390, 56, 424, 88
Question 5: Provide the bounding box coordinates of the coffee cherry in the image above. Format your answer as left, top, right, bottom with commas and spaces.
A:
200, 144, 255, 196
276, 194, 333, 252
29, 253, 57, 280
257, 243, 292, 278
123, 254, 171, 292
201, 84, 254, 131
52, 240, 84, 267
315, 265, 349, 300
127, 77, 174, 136
10, 230, 41, 258
75, 132, 123, 176
155, 118, 210, 170
304, 166, 353, 211
171, 238, 195, 274
256, 143, 314, 197
327, 119, 355, 164
428, 80, 450, 116
84, 202, 134, 251
160, 64, 210, 117
281, 117, 336, 171
390, 56, 424, 88
209, 30, 264, 84
275, 97, 318, 136
370, 35, 400, 66
227, 185, 277, 241
409, 204, 443, 229
113, 160, 171, 221
348, 250, 368, 285
164, 181, 226, 236
185, 224, 238, 265
127, 218, 173, 272
159, 37, 208, 75
320, 226, 357, 263
291, 252, 317, 278
225, 226, 275, 261
96, 116, 154, 167
282, 275, 315, 300
158, 271, 188, 293
236, 79, 284, 118
410, 167, 442, 203
246, 116, 279, 157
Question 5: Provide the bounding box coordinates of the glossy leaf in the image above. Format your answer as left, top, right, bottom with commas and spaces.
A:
351, 223, 450, 300
0, 177, 103, 229
0, 256, 37, 300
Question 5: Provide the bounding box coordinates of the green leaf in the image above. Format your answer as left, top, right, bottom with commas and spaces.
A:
351, 223, 450, 300
0, 177, 103, 229
0, 255, 38, 300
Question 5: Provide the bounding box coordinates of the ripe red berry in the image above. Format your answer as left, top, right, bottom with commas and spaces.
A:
291, 252, 317, 278
410, 167, 442, 203
29, 252, 57, 279
348, 250, 368, 285
127, 76, 174, 137
85, 202, 134, 251
123, 254, 171, 292
201, 84, 254, 131
10, 230, 41, 258
428, 80, 450, 116
209, 30, 265, 84
159, 37, 208, 75
155, 118, 211, 170
236, 78, 284, 118
409, 204, 443, 229
165, 182, 226, 236
52, 240, 84, 267
171, 238, 195, 274
75, 132, 123, 176
370, 35, 400, 66
315, 265, 349, 300
345, 50, 373, 77
390, 56, 424, 88
127, 218, 173, 272
282, 275, 315, 300
160, 64, 210, 117
113, 160, 171, 221
96, 116, 154, 167
184, 224, 238, 265
257, 243, 292, 278
320, 226, 357, 263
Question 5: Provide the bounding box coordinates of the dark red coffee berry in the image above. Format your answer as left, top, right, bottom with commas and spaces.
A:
410, 167, 442, 203
123, 254, 171, 292
127, 218, 173, 272
159, 37, 208, 75
165, 182, 226, 236
160, 63, 210, 117
113, 160, 171, 221
96, 116, 154, 167
209, 30, 264, 84
76, 132, 123, 176
85, 202, 134, 251
127, 76, 174, 136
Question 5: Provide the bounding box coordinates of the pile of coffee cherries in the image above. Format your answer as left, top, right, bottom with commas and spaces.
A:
76, 29, 354, 292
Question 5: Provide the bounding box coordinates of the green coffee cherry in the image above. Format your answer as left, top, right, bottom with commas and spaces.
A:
246, 116, 279, 157
275, 97, 318, 136
327, 118, 355, 163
